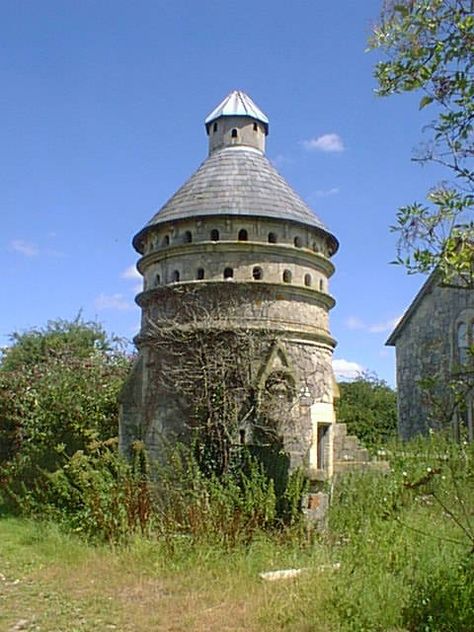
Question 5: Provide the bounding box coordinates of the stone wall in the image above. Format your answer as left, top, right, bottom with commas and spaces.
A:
120, 333, 337, 473
395, 282, 474, 438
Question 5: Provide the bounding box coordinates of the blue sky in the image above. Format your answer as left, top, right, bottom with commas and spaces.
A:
1, 1, 444, 385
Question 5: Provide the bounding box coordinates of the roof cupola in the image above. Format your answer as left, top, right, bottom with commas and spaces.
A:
205, 90, 269, 155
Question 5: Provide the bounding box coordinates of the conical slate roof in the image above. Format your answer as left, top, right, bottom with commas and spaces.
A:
134, 146, 337, 251
205, 90, 269, 133
133, 91, 338, 253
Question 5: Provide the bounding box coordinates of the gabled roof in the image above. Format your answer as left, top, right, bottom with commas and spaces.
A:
386, 271, 438, 346
205, 90, 269, 133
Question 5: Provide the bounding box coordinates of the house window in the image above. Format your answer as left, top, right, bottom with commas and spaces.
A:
196, 268, 205, 280
268, 232, 277, 244
231, 128, 238, 138
238, 229, 248, 241
224, 267, 234, 279
457, 322, 470, 365
184, 231, 192, 243
283, 270, 292, 283
155, 273, 161, 287
213, 122, 218, 133
252, 266, 263, 280
210, 229, 219, 241
172, 270, 180, 282
163, 235, 170, 247
294, 236, 302, 248
319, 278, 324, 291
253, 123, 258, 131
304, 273, 312, 287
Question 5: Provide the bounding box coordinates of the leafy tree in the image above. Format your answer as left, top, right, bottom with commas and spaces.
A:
0, 314, 115, 371
0, 318, 132, 509
371, 0, 473, 286
335, 373, 398, 448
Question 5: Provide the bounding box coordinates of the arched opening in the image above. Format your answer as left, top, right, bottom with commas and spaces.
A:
294, 236, 302, 248
252, 266, 263, 280
210, 229, 219, 241
163, 235, 170, 247
231, 128, 238, 138
155, 273, 161, 287
268, 232, 277, 244
283, 270, 292, 283
224, 267, 234, 280
319, 278, 324, 291
213, 122, 218, 133
196, 268, 205, 280
238, 229, 248, 241
184, 231, 192, 244
304, 273, 312, 287
253, 122, 258, 131
172, 270, 180, 283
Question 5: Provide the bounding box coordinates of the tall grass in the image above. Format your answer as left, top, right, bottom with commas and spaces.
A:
1, 435, 473, 630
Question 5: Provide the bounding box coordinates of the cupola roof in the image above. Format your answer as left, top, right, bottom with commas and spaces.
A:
205, 90, 269, 134
133, 93, 338, 254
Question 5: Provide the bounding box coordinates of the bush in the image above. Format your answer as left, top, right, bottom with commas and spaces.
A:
335, 373, 398, 449
0, 318, 132, 511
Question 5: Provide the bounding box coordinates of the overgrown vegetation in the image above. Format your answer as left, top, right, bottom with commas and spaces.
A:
1, 319, 473, 629
1, 436, 473, 631
0, 317, 131, 511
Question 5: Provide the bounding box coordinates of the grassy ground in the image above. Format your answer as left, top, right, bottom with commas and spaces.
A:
0, 516, 334, 632
1, 438, 473, 631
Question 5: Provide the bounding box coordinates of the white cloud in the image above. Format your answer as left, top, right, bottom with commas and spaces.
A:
121, 265, 142, 293
345, 316, 365, 330
345, 315, 402, 334
10, 239, 39, 257
333, 359, 364, 380
313, 187, 340, 198
302, 133, 345, 153
121, 265, 141, 280
368, 317, 402, 334
94, 293, 133, 311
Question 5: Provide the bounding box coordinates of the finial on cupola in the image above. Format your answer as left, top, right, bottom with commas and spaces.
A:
204, 90, 269, 155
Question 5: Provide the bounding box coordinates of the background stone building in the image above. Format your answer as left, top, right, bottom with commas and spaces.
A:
387, 272, 474, 440
120, 91, 369, 479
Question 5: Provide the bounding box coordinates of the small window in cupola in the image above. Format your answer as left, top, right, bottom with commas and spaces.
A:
238, 229, 248, 241
213, 122, 218, 133
253, 123, 258, 131
184, 231, 192, 244
231, 128, 238, 138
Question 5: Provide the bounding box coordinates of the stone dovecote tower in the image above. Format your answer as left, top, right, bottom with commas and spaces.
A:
120, 90, 340, 479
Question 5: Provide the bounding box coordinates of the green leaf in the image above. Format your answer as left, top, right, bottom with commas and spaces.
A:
419, 95, 434, 109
